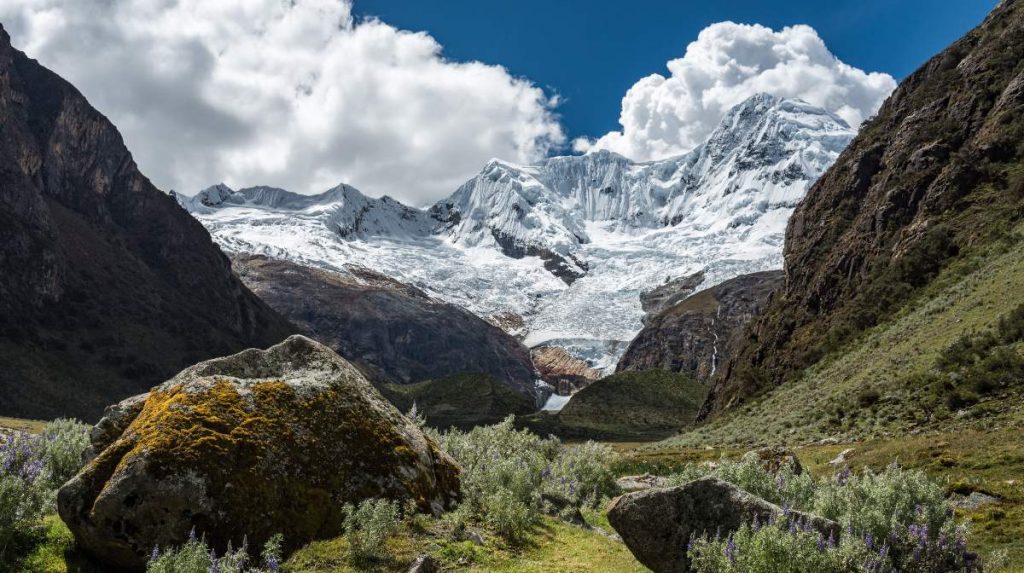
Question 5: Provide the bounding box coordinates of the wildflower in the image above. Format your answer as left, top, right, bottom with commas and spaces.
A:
864, 532, 874, 549
209, 551, 220, 573
751, 513, 761, 531
724, 536, 737, 564
827, 531, 836, 549
151, 546, 160, 561
816, 533, 826, 552
189, 527, 197, 542
266, 555, 280, 572
836, 467, 851, 486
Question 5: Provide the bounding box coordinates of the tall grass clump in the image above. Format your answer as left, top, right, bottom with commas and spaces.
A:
435, 416, 619, 541
676, 456, 981, 572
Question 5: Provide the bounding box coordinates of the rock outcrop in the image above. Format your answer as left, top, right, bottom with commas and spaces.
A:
531, 345, 602, 395
0, 25, 293, 421
58, 336, 461, 570
608, 477, 839, 573
617, 271, 783, 384
639, 271, 705, 324
707, 0, 1024, 415
232, 255, 537, 401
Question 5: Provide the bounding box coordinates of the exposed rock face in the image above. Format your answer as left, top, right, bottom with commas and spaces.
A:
0, 25, 293, 421
640, 271, 705, 324
608, 477, 839, 573
58, 336, 461, 571
232, 255, 537, 401
617, 271, 783, 384
708, 0, 1024, 415
531, 345, 602, 395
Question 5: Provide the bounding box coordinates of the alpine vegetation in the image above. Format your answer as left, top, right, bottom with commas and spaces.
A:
0, 420, 89, 560
432, 416, 619, 541
677, 455, 980, 572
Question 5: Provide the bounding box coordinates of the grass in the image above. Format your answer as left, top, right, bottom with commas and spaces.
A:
524, 370, 707, 440
0, 416, 47, 434
283, 516, 646, 572
664, 228, 1024, 448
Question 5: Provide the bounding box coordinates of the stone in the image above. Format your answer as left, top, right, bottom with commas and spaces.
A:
607, 477, 839, 573
408, 554, 442, 573
57, 335, 461, 570
829, 448, 856, 467
745, 447, 804, 475
615, 474, 672, 493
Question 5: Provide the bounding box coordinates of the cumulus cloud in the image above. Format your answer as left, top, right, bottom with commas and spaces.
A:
578, 22, 896, 161
0, 0, 564, 205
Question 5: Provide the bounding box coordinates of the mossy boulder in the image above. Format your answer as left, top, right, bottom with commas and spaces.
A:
57, 335, 461, 570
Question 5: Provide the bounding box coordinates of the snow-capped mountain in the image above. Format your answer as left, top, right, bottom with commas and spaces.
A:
182, 94, 855, 370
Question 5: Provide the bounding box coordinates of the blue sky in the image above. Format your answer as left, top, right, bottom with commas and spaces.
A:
354, 0, 995, 144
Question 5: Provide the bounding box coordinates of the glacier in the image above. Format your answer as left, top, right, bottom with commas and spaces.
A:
180, 94, 855, 370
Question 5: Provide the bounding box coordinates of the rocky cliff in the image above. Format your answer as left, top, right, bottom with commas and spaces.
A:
706, 0, 1024, 415
0, 25, 294, 420
231, 255, 538, 401
617, 271, 783, 384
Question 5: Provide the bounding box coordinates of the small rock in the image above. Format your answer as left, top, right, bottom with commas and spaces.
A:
829, 448, 856, 467
461, 529, 485, 546
408, 554, 442, 573
745, 447, 804, 475
952, 492, 1001, 510
608, 477, 840, 573
615, 474, 671, 493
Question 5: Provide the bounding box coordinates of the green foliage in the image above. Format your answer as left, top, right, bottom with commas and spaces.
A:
39, 418, 90, 488
673, 456, 979, 572
341, 498, 401, 564
667, 452, 816, 509
0, 419, 89, 560
689, 520, 871, 573
437, 416, 619, 541
146, 531, 283, 573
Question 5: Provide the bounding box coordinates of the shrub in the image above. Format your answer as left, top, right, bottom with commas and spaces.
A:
436, 416, 620, 541
672, 458, 980, 572
146, 530, 283, 573
39, 418, 90, 488
0, 431, 51, 558
341, 498, 401, 564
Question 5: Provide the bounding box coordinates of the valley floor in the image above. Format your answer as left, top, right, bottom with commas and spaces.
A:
6, 416, 1022, 572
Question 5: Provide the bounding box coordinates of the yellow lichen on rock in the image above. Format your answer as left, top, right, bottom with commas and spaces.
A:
57, 335, 461, 571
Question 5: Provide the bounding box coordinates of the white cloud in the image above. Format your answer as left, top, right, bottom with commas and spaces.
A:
0, 0, 564, 205
578, 22, 897, 161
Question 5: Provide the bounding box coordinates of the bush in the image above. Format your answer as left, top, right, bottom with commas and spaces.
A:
146, 530, 283, 573
0, 431, 51, 558
39, 418, 90, 488
342, 498, 401, 564
673, 457, 980, 572
436, 416, 619, 541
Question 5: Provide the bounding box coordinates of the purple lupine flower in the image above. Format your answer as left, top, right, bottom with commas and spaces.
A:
209, 552, 220, 573
776, 474, 786, 491
879, 544, 889, 560
913, 545, 922, 561
189, 527, 197, 542
782, 502, 791, 518
151, 546, 160, 561
687, 533, 696, 552
864, 532, 874, 549
751, 513, 761, 531
914, 504, 924, 516
788, 520, 797, 534
827, 531, 836, 549
816, 533, 826, 552
836, 467, 851, 486
266, 555, 280, 572
724, 536, 737, 564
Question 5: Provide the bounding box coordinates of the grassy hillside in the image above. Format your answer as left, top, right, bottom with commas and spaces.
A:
381, 373, 536, 430
663, 226, 1024, 447
527, 370, 707, 440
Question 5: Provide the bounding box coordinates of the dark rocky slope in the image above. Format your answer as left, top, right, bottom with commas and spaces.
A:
617, 271, 783, 385
232, 255, 538, 401
706, 0, 1024, 415
0, 25, 294, 421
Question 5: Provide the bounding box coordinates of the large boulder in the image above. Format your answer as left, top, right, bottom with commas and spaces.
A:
607, 477, 839, 573
57, 335, 461, 570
